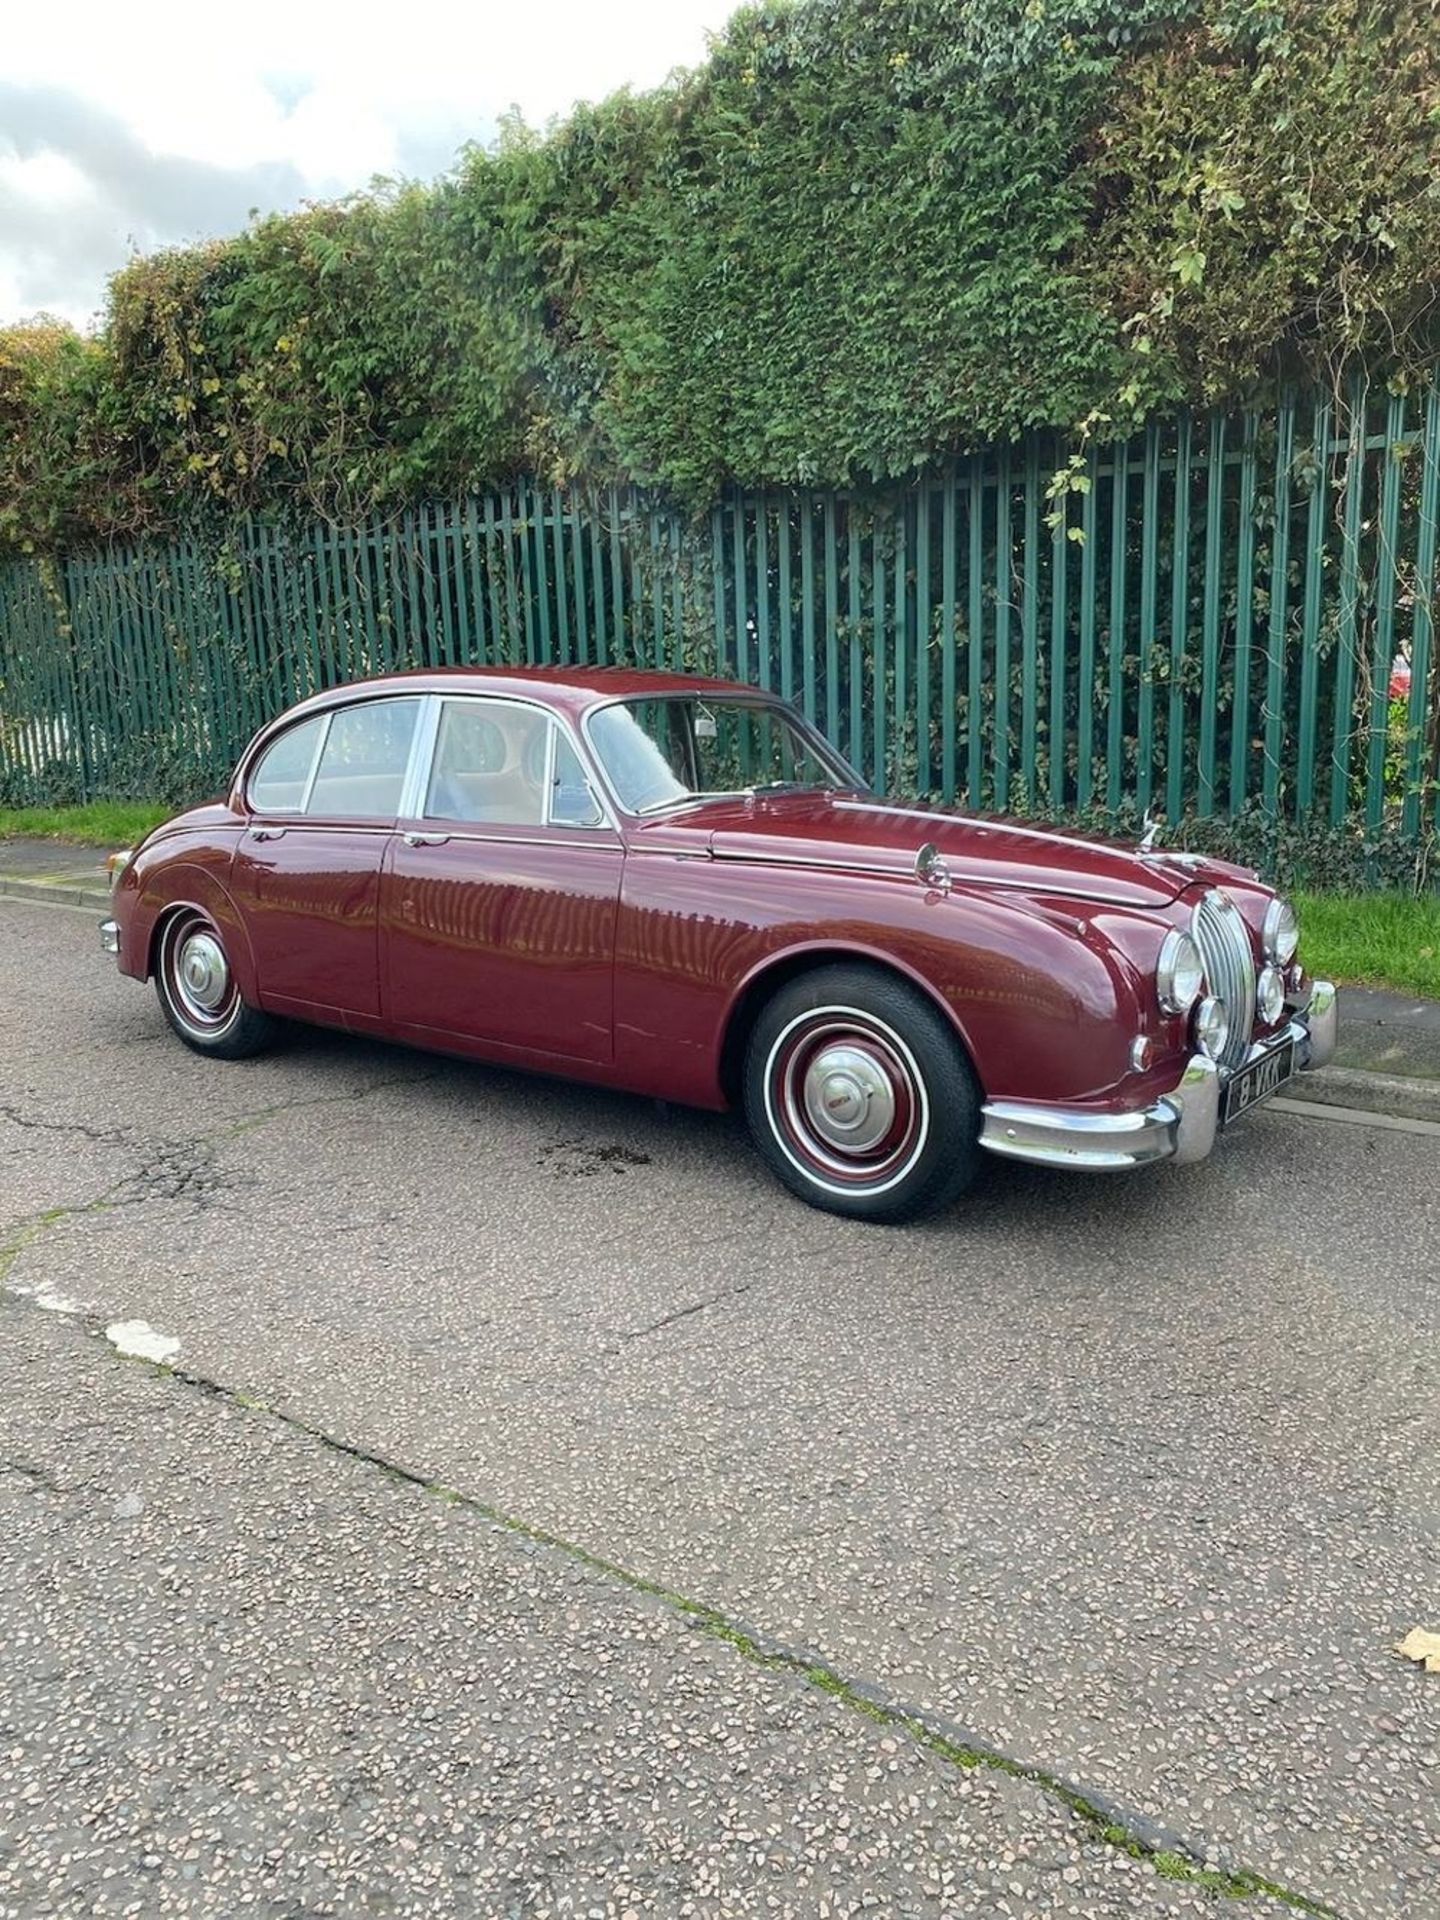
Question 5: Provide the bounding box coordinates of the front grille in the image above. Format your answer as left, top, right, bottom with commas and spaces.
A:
1191, 890, 1256, 1075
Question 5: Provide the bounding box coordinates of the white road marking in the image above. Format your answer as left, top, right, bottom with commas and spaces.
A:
105, 1320, 181, 1363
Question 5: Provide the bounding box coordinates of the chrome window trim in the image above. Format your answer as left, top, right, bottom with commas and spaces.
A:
298, 710, 335, 813
241, 684, 434, 809
580, 690, 863, 820
409, 691, 618, 833
299, 694, 426, 824
246, 710, 332, 818
542, 717, 559, 826
399, 695, 443, 820
547, 725, 610, 831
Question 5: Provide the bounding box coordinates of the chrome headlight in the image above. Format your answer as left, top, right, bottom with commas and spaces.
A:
1263, 897, 1299, 966
1194, 995, 1230, 1061
1157, 928, 1205, 1016
106, 848, 133, 892
1256, 965, 1285, 1026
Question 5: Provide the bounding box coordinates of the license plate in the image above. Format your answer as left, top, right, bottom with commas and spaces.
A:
1222, 1039, 1295, 1125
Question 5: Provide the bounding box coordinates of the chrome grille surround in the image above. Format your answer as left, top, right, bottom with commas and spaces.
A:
1190, 889, 1257, 1075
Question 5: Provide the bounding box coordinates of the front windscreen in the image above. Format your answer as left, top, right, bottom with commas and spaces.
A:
588, 697, 856, 815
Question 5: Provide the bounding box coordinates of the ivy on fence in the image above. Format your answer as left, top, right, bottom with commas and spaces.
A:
2, 389, 1436, 890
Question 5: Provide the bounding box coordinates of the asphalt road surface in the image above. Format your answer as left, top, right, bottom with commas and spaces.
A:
2, 895, 1436, 1920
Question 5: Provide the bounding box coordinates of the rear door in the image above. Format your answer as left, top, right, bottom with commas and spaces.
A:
231, 696, 423, 1023
381, 696, 622, 1064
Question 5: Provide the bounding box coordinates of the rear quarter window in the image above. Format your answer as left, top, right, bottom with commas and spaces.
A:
249, 715, 325, 812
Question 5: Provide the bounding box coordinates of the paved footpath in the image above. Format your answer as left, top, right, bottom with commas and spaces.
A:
2, 892, 1437, 1918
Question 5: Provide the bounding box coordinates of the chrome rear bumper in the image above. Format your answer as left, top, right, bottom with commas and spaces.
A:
979, 980, 1337, 1173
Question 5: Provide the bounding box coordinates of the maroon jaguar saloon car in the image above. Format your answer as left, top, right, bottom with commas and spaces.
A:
102, 668, 1336, 1221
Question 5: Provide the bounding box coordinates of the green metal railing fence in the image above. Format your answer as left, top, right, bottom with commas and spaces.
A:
2, 383, 1438, 841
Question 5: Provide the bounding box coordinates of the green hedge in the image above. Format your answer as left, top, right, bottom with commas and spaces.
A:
3, 0, 1439, 551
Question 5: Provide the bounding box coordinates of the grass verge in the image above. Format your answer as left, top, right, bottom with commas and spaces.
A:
0, 801, 171, 846
1296, 889, 1440, 999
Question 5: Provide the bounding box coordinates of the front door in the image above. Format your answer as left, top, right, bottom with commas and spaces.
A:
381, 696, 621, 1064
231, 696, 423, 1023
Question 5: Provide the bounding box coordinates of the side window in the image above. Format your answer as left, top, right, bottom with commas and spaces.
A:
308, 699, 420, 819
249, 715, 325, 813
425, 700, 549, 827
550, 731, 605, 828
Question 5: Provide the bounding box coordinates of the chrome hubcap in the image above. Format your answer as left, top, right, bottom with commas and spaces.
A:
801, 1042, 897, 1156
767, 1005, 929, 1196
176, 931, 229, 1014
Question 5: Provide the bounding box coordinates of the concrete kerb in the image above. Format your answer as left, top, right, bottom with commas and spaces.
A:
0, 876, 112, 911
1293, 1065, 1440, 1127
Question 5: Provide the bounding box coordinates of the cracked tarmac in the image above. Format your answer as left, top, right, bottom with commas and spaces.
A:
2, 895, 1437, 1917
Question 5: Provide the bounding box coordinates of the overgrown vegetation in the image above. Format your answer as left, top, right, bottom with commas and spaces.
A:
3, 0, 1439, 552
1036, 799, 1436, 896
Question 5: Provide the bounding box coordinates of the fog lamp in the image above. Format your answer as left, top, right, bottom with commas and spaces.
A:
1256, 966, 1285, 1026
1194, 995, 1229, 1061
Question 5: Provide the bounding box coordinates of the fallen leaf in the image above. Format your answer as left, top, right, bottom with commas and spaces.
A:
1393, 1628, 1440, 1673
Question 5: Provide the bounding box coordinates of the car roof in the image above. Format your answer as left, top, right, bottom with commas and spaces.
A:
289, 665, 771, 720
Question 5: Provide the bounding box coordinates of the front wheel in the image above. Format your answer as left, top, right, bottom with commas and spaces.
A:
154, 909, 279, 1060
743, 963, 982, 1223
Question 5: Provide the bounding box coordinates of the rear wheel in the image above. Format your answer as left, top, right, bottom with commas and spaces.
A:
154, 909, 278, 1060
742, 963, 981, 1222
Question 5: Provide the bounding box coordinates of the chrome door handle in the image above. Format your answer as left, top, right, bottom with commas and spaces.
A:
402, 831, 450, 847
248, 826, 286, 841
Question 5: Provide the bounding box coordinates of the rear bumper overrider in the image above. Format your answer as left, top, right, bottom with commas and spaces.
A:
978, 980, 1337, 1173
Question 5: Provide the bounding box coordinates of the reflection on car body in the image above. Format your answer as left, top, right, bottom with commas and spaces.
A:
102, 667, 1337, 1222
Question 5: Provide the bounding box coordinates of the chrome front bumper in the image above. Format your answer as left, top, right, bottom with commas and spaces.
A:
979, 979, 1338, 1173
100, 918, 119, 955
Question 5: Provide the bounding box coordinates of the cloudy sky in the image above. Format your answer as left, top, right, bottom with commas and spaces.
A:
1, 0, 732, 331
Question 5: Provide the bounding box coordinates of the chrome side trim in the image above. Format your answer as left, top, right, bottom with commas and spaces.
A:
711, 847, 909, 883
239, 823, 393, 839
832, 798, 971, 826
706, 843, 1152, 906
394, 829, 621, 853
